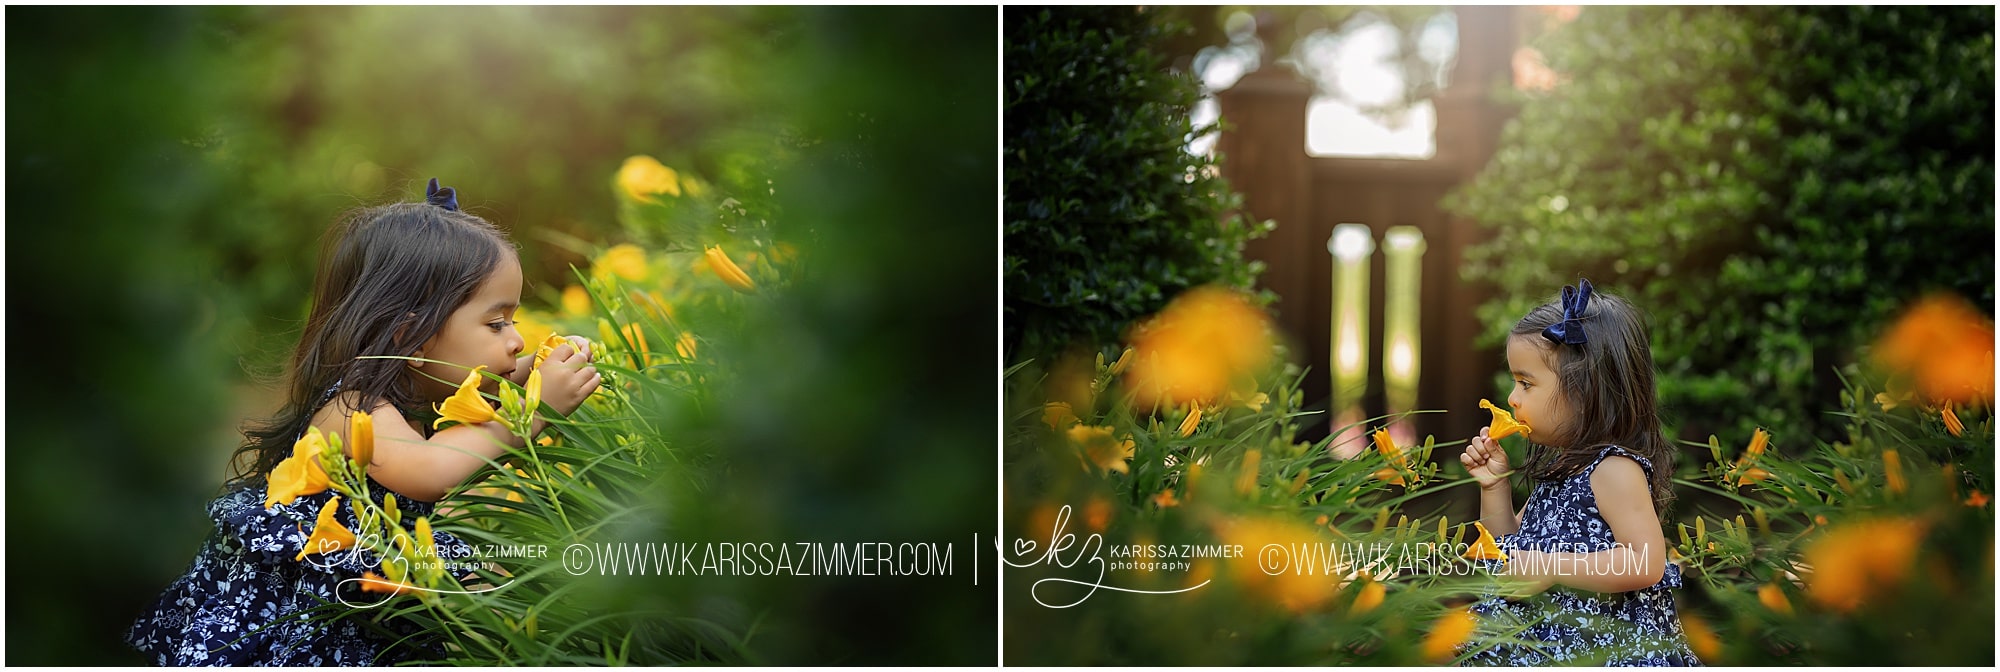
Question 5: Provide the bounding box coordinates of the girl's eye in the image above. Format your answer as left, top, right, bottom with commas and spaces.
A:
488, 320, 516, 333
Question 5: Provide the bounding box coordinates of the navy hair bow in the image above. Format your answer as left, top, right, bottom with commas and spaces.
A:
425, 177, 459, 211
1541, 278, 1594, 345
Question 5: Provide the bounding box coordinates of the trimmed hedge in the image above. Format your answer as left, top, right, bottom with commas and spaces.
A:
1004, 6, 1267, 362
1446, 5, 1994, 443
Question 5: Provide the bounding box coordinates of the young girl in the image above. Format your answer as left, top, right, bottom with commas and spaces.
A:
124, 179, 602, 665
1457, 279, 1700, 666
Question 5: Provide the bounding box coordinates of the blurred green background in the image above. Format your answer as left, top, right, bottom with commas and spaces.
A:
8, 6, 996, 665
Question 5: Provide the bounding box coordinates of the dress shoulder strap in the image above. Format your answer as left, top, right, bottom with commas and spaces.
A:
297, 377, 345, 443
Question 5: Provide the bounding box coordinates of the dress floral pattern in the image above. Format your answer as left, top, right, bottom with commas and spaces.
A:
124, 480, 473, 666
1463, 445, 1701, 666
125, 384, 476, 666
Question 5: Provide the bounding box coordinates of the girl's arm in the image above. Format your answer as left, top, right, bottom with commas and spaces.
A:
1505, 456, 1667, 593
325, 401, 546, 503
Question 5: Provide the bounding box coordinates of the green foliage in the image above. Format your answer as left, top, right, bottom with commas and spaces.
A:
1671, 370, 1992, 665
1445, 6, 1995, 443
1004, 6, 1269, 362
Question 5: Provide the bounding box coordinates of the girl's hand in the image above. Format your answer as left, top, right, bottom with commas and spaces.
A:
536, 340, 602, 416
1461, 427, 1513, 491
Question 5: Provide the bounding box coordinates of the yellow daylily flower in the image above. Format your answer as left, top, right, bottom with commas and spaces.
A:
621, 322, 652, 364
1744, 427, 1769, 457
1883, 449, 1906, 495
1371, 467, 1407, 487
1480, 399, 1532, 440
560, 284, 592, 317
265, 428, 334, 509
1105, 347, 1134, 376
349, 409, 374, 468
533, 333, 569, 370
616, 155, 681, 203
1042, 402, 1078, 431
524, 367, 544, 417
1943, 402, 1965, 437
1069, 425, 1135, 475
413, 516, 441, 582
1736, 468, 1772, 486
594, 243, 651, 283
296, 496, 357, 561
1177, 405, 1202, 437
433, 366, 511, 430
1421, 607, 1477, 663
704, 245, 757, 293
676, 331, 697, 361
1464, 521, 1508, 562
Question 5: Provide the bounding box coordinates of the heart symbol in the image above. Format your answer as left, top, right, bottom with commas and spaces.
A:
1013, 538, 1036, 557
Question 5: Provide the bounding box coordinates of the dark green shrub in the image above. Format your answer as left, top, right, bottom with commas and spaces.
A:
1447, 5, 1994, 443
1004, 6, 1267, 362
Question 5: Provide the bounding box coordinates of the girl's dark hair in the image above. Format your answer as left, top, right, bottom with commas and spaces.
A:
1509, 288, 1676, 520
224, 200, 516, 491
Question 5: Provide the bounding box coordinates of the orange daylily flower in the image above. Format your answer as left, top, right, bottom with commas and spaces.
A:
348, 410, 374, 468
1234, 449, 1262, 495
1758, 582, 1793, 616
1732, 429, 1772, 486
1872, 293, 1995, 404
1464, 521, 1509, 561
1883, 449, 1906, 495
1151, 488, 1180, 509
265, 428, 334, 509
1480, 399, 1532, 440
1802, 516, 1927, 612
1967, 489, 1990, 508
296, 496, 357, 561
1943, 402, 1965, 437
1082, 497, 1114, 532
358, 571, 418, 596
1421, 607, 1478, 663
1213, 515, 1336, 614
1680, 612, 1721, 662
1123, 286, 1273, 409
1350, 576, 1386, 614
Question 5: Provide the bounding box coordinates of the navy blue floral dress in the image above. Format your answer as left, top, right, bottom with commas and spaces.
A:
1463, 446, 1701, 666
125, 388, 476, 666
